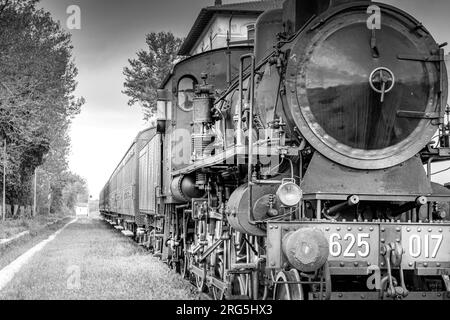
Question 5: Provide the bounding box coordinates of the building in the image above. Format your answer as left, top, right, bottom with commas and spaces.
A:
75, 203, 89, 217
178, 0, 284, 56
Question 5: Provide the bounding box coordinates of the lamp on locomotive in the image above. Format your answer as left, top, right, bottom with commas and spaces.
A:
276, 179, 303, 207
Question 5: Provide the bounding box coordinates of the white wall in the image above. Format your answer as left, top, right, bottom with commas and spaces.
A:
192, 14, 257, 55
76, 206, 89, 216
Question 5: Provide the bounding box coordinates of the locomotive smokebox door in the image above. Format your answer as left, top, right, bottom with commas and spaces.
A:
284, 3, 446, 170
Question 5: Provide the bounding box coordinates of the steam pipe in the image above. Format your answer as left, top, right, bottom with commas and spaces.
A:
226, 15, 233, 87
391, 196, 428, 217
237, 54, 252, 147
324, 195, 360, 216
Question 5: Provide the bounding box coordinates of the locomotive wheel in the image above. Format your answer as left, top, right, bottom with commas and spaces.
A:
211, 286, 226, 300
210, 257, 226, 300
273, 270, 304, 300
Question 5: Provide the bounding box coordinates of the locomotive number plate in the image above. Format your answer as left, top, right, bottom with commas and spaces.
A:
322, 225, 380, 267
401, 226, 450, 269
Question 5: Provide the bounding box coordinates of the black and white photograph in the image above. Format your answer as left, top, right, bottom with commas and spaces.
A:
0, 0, 450, 309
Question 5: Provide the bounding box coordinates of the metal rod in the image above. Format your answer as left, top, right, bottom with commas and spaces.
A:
252, 180, 283, 185
299, 152, 304, 219
243, 54, 256, 226
316, 200, 322, 220
426, 157, 435, 222
392, 197, 427, 217
200, 239, 224, 262
236, 56, 245, 147
226, 15, 233, 87
439, 48, 445, 125
252, 270, 259, 300
427, 157, 435, 181
325, 195, 360, 217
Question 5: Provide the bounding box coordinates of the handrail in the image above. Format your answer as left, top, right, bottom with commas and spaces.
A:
239, 54, 258, 227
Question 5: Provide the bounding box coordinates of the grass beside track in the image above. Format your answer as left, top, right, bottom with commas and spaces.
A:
0, 217, 72, 271
0, 217, 199, 300
0, 215, 68, 239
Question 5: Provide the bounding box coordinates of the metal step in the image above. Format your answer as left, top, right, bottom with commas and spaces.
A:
114, 225, 124, 230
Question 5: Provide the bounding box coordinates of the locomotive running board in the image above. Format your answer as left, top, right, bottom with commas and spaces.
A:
312, 291, 450, 300
172, 145, 301, 176
302, 153, 450, 202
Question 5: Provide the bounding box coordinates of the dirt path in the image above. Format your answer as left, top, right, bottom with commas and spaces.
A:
0, 215, 198, 300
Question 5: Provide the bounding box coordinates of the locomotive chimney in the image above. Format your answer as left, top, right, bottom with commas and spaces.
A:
214, 0, 222, 6
282, 0, 370, 35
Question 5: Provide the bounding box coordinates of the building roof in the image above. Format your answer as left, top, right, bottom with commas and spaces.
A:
178, 0, 284, 55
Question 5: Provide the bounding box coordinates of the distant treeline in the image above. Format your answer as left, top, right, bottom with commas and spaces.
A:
0, 0, 87, 216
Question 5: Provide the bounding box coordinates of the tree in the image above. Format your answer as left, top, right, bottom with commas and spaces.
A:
0, 0, 84, 213
61, 173, 89, 209
123, 31, 184, 119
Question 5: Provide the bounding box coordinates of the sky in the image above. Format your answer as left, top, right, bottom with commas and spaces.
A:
37, 0, 450, 198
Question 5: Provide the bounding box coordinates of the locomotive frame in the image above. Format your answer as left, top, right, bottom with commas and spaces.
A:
100, 0, 450, 300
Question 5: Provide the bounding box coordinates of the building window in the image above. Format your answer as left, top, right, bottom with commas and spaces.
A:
247, 24, 255, 40
177, 76, 197, 111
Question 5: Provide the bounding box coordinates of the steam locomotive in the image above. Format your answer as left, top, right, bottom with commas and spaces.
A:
100, 0, 450, 300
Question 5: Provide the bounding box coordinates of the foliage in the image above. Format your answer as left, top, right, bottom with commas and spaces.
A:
0, 0, 85, 213
123, 31, 184, 120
